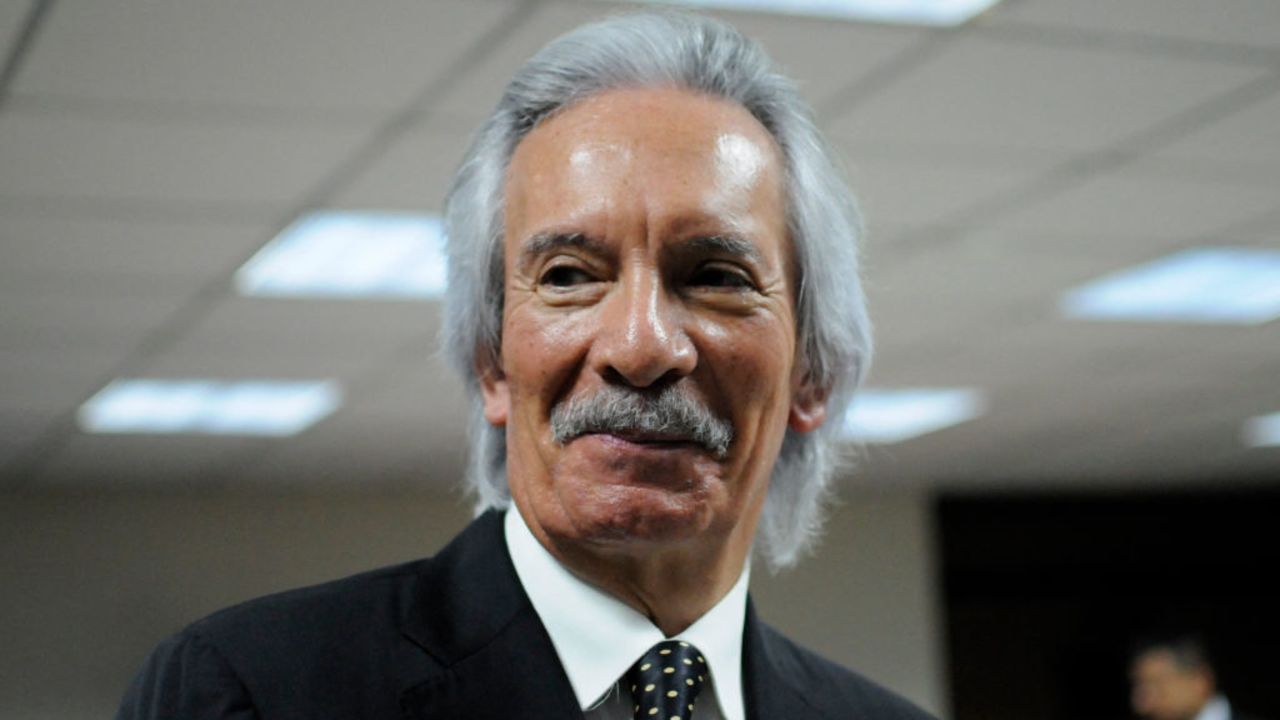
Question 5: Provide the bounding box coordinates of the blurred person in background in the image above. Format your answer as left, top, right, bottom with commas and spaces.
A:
1130, 634, 1265, 720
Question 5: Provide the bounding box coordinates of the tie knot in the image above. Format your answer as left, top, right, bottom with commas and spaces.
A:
625, 640, 708, 720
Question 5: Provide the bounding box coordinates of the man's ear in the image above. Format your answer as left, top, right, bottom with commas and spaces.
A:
477, 359, 510, 427
788, 370, 829, 433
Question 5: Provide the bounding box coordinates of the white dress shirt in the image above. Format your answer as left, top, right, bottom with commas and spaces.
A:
1194, 695, 1232, 720
504, 506, 749, 720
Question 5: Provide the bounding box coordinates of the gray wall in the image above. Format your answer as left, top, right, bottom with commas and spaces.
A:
2, 488, 945, 718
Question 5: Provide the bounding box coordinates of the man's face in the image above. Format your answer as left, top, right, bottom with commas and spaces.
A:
1130, 651, 1214, 720
482, 87, 827, 562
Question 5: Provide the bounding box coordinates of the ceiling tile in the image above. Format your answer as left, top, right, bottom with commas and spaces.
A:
989, 166, 1280, 241
863, 263, 1110, 393
0, 1, 32, 61
15, 0, 517, 113
0, 217, 271, 424
0, 408, 62, 473
705, 9, 926, 110
998, 380, 1278, 484
831, 139, 1077, 240
0, 346, 134, 416
909, 315, 1266, 400
0, 215, 270, 285
931, 224, 1271, 274
868, 242, 1113, 318
0, 279, 198, 356
0, 285, 197, 441
332, 121, 477, 211
860, 236, 1280, 427
2, 1, 1278, 492
990, 0, 1280, 49
1234, 209, 1280, 241
358, 353, 468, 417
1150, 88, 1280, 168
237, 407, 462, 491
1198, 450, 1280, 483
32, 432, 267, 486
0, 108, 370, 207
139, 295, 441, 379
845, 155, 1046, 227
831, 134, 1075, 170
432, 1, 925, 125
828, 35, 1269, 153
431, 0, 640, 124
1130, 154, 1280, 190
133, 343, 387, 385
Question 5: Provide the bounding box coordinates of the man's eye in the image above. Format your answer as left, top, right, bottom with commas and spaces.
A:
540, 265, 594, 287
690, 265, 753, 289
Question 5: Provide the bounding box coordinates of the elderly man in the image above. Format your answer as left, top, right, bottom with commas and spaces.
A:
118, 12, 931, 720
1130, 636, 1264, 720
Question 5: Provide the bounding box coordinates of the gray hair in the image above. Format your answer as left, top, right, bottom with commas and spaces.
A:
441, 11, 871, 570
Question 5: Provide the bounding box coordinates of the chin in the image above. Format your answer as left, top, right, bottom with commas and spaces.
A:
555, 474, 719, 548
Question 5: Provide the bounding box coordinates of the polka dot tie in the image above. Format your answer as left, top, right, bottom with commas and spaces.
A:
625, 640, 708, 720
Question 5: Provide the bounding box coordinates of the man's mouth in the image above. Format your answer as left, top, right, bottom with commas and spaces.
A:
567, 426, 730, 459
590, 430, 701, 447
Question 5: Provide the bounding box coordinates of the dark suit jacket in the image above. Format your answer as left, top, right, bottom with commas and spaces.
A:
117, 510, 935, 719
1227, 706, 1269, 720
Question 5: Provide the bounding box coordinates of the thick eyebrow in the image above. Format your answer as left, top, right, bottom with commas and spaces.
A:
517, 232, 610, 270
676, 234, 763, 264
516, 231, 764, 270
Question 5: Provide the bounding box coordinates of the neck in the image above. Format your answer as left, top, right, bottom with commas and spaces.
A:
542, 529, 750, 636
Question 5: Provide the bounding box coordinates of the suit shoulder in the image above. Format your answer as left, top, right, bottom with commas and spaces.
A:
175, 556, 440, 696
758, 622, 937, 720
193, 558, 428, 646
123, 559, 440, 718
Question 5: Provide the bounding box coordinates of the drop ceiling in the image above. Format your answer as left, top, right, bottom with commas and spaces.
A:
2, 0, 1278, 492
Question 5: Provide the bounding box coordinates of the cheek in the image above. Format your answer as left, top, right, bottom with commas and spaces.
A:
699, 317, 795, 419
502, 309, 595, 407
725, 318, 792, 375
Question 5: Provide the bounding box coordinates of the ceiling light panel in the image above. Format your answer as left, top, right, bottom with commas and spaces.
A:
1243, 412, 1280, 448
1060, 248, 1280, 325
79, 379, 341, 436
236, 211, 447, 299
605, 0, 1003, 26
843, 387, 985, 444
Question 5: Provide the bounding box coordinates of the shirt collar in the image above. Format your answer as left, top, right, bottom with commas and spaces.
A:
504, 505, 749, 720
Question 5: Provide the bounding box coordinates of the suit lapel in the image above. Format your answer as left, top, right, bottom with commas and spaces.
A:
742, 598, 820, 720
397, 510, 583, 720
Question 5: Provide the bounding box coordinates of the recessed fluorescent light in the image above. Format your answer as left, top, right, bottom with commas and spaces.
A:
843, 387, 985, 444
78, 379, 341, 436
1060, 247, 1280, 325
606, 0, 1004, 26
1243, 412, 1280, 448
236, 211, 447, 299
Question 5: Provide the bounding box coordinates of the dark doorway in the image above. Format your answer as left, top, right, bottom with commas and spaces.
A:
938, 489, 1280, 720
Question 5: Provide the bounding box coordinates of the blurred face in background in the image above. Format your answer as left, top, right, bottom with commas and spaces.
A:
1130, 650, 1214, 720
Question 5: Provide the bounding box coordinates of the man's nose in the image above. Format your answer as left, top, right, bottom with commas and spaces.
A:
592, 270, 696, 388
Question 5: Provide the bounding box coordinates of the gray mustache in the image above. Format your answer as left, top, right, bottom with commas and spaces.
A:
550, 386, 734, 458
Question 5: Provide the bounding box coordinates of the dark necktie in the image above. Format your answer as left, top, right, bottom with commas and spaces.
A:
625, 640, 708, 720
